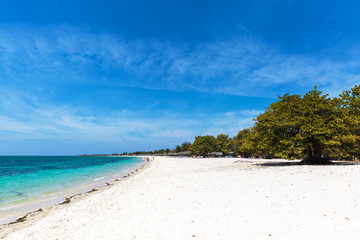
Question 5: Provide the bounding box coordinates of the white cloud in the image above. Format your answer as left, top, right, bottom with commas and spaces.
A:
0, 23, 358, 153
0, 24, 359, 97
0, 88, 259, 146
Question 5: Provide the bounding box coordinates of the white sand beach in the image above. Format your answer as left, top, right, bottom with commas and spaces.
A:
1, 156, 360, 239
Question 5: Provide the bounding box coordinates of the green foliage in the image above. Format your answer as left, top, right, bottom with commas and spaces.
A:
174, 145, 182, 153
189, 135, 219, 156
223, 137, 238, 153
254, 86, 342, 163
235, 128, 256, 157
216, 134, 230, 153
126, 84, 360, 164
338, 84, 360, 158
157, 149, 166, 154
181, 142, 192, 152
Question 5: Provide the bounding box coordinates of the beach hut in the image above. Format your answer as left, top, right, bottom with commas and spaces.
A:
175, 151, 191, 157
210, 152, 223, 158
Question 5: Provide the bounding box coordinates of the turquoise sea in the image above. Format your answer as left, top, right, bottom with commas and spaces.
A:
0, 156, 145, 224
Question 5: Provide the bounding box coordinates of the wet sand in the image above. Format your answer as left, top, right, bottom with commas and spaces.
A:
0, 159, 145, 225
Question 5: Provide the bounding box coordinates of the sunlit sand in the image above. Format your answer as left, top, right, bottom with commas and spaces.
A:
2, 157, 360, 239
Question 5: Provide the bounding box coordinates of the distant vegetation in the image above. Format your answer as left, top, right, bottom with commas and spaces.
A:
123, 84, 360, 165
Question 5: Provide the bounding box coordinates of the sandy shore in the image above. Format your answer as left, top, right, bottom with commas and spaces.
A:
0, 158, 146, 225
1, 156, 360, 239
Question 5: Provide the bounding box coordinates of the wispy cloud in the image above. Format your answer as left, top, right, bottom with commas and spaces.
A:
1, 23, 358, 153
0, 88, 259, 152
0, 24, 359, 97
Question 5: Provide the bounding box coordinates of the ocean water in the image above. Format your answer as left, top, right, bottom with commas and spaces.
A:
0, 156, 145, 224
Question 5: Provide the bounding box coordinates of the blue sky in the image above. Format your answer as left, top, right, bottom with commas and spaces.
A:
0, 0, 359, 155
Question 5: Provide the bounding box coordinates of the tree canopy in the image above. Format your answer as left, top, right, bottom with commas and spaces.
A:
189, 135, 219, 157
181, 142, 192, 152
216, 134, 230, 153
126, 84, 360, 165
235, 128, 257, 158
337, 85, 360, 158
253, 86, 344, 164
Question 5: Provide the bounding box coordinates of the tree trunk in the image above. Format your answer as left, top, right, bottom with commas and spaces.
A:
300, 143, 331, 165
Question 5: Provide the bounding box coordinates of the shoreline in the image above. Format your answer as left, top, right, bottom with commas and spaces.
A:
0, 156, 149, 228
2, 157, 360, 239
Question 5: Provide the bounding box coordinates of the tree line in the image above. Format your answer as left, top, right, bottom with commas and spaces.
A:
126, 141, 192, 156
127, 84, 360, 164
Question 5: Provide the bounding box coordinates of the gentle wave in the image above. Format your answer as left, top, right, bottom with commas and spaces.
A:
0, 156, 145, 224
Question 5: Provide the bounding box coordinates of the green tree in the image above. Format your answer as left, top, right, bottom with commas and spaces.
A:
189, 135, 219, 157
158, 149, 165, 154
174, 145, 182, 153
181, 142, 192, 152
338, 85, 360, 159
165, 148, 171, 154
254, 86, 342, 164
216, 134, 230, 153
223, 137, 238, 153
235, 128, 257, 157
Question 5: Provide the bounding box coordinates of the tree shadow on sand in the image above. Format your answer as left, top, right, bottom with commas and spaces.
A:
255, 161, 360, 167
